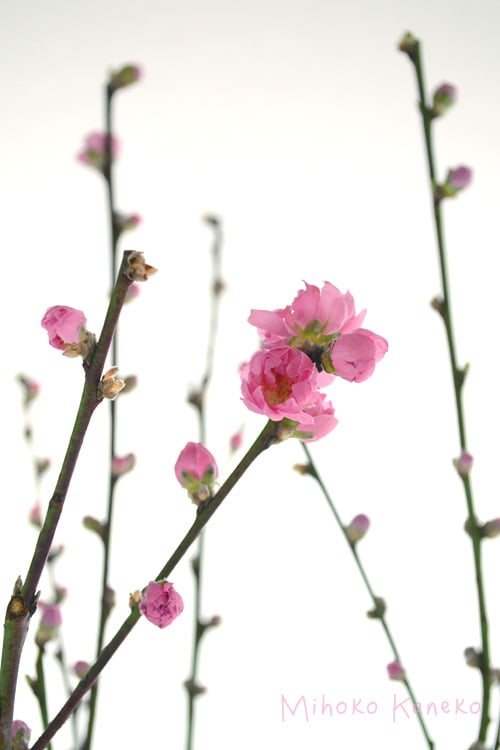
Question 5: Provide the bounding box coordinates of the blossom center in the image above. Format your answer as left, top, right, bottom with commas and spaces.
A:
264, 374, 292, 404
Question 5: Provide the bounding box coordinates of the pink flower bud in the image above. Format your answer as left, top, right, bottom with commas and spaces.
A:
40, 603, 62, 628
345, 514, 370, 544
175, 442, 218, 504
432, 82, 457, 116
229, 429, 244, 453
12, 720, 31, 749
110, 64, 143, 91
115, 211, 142, 235
29, 503, 42, 528
440, 165, 473, 198
387, 660, 406, 681
41, 306, 87, 351
481, 518, 500, 539
139, 580, 184, 628
16, 374, 40, 406
453, 451, 473, 477
76, 132, 121, 171
73, 660, 90, 679
331, 329, 388, 383
112, 453, 136, 478
124, 283, 141, 304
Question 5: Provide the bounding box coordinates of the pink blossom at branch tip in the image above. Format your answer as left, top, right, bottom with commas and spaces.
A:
331, 329, 388, 382
249, 281, 366, 347
12, 720, 31, 749
139, 580, 184, 628
175, 442, 218, 504
110, 63, 144, 91
241, 345, 321, 423
387, 660, 406, 681
41, 306, 87, 350
345, 514, 370, 544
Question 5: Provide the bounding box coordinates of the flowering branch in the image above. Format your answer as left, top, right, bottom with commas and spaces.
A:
30, 418, 281, 750
0, 252, 134, 750
400, 31, 491, 744
83, 66, 138, 750
185, 215, 224, 750
300, 442, 435, 749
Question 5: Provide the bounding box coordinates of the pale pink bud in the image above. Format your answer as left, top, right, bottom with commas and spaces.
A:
464, 647, 481, 668
140, 580, 184, 628
76, 132, 121, 171
441, 165, 473, 198
73, 660, 90, 679
175, 442, 218, 504
124, 283, 141, 304
41, 306, 87, 351
112, 453, 136, 478
229, 429, 244, 453
40, 604, 62, 628
345, 514, 370, 544
115, 211, 142, 235
387, 660, 406, 681
12, 720, 31, 749
453, 451, 473, 477
481, 518, 500, 539
110, 64, 143, 91
16, 374, 40, 406
29, 503, 42, 528
432, 82, 457, 116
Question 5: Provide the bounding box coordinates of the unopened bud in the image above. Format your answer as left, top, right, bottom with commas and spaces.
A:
99, 367, 125, 400
126, 251, 157, 282
345, 514, 370, 545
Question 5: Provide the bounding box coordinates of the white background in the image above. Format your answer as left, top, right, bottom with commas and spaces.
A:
1, 1, 500, 749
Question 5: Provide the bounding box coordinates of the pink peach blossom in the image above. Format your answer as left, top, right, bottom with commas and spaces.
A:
139, 580, 184, 628
241, 345, 321, 423
249, 281, 366, 346
294, 393, 338, 441
41, 306, 86, 350
12, 720, 31, 747
331, 329, 388, 382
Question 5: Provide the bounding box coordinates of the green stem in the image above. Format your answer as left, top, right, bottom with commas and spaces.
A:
35, 647, 50, 746
301, 443, 435, 750
185, 218, 224, 750
30, 419, 281, 750
407, 37, 491, 743
84, 80, 120, 750
0, 594, 30, 750
0, 254, 132, 750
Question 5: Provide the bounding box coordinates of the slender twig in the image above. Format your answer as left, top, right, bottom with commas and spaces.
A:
0, 253, 133, 750
403, 36, 491, 743
30, 419, 281, 750
185, 217, 224, 750
301, 442, 435, 750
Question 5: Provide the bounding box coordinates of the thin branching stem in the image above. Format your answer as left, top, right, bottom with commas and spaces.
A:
404, 36, 491, 743
185, 218, 224, 750
301, 442, 435, 750
30, 419, 281, 750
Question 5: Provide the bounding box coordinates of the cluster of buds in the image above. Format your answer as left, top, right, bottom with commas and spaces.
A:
76, 132, 120, 173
